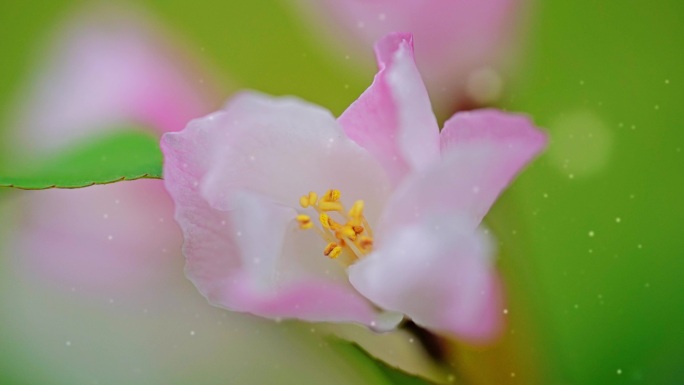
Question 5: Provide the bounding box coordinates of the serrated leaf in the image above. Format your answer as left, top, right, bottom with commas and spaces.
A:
0, 130, 162, 190
333, 339, 439, 385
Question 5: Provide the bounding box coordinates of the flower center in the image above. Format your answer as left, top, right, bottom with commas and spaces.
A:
296, 189, 374, 265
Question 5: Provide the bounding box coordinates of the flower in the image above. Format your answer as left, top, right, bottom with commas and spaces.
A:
290, 0, 523, 115
5, 7, 413, 385
162, 33, 546, 342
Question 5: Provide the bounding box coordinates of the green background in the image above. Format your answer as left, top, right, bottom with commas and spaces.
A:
1, 1, 682, 384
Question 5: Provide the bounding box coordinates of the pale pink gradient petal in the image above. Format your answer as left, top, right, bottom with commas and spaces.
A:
349, 215, 503, 342
13, 180, 182, 294
162, 93, 396, 326
379, 109, 547, 234
339, 33, 439, 185
14, 8, 215, 153
293, 0, 521, 114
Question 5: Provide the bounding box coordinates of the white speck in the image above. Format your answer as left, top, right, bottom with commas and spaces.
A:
637, 244, 643, 249
631, 124, 636, 130
588, 249, 593, 253
310, 328, 316, 333
655, 105, 660, 110
103, 214, 109, 219
665, 79, 670, 84
615, 217, 621, 223
543, 193, 549, 198
344, 84, 349, 89
114, 199, 120, 204
472, 185, 480, 194
370, 321, 376, 327
579, 80, 585, 85
503, 308, 509, 315
630, 194, 636, 199
221, 220, 226, 225
345, 55, 350, 60
328, 138, 335, 143
199, 78, 204, 84
236, 231, 242, 237
588, 231, 595, 237
569, 173, 575, 179
192, 181, 199, 187
510, 372, 516, 378
408, 338, 414, 343
574, 304, 579, 309
378, 13, 386, 21
65, 341, 71, 347
617, 369, 622, 375
356, 20, 365, 28
107, 235, 113, 241
190, 330, 195, 336
249, 155, 255, 161
253, 257, 261, 264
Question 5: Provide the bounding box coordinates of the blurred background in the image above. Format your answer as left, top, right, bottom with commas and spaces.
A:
0, 1, 682, 384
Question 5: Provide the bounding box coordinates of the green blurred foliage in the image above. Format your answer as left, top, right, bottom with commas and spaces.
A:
0, 129, 162, 189
0, 0, 682, 384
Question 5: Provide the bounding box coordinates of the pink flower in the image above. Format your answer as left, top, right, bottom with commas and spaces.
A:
291, 0, 523, 114
162, 33, 546, 342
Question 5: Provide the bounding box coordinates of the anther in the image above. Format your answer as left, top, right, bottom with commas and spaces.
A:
319, 213, 331, 229
318, 201, 343, 212
323, 242, 342, 259
359, 236, 373, 252
296, 214, 313, 229
323, 189, 341, 202
307, 191, 318, 206
352, 225, 364, 234
299, 196, 310, 208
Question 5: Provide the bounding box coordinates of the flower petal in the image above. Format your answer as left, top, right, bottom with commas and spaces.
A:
379, 109, 547, 233
349, 215, 502, 342
14, 8, 215, 152
162, 92, 395, 326
200, 92, 391, 223
294, 0, 521, 115
338, 33, 440, 184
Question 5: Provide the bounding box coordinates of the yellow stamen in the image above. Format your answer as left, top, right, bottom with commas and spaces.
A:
322, 189, 341, 202
359, 236, 373, 252
337, 226, 357, 241
323, 242, 342, 259
296, 214, 313, 229
319, 213, 331, 229
318, 201, 343, 212
297, 189, 376, 264
308, 192, 318, 205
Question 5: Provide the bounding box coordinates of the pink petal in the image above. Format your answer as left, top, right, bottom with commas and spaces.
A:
294, 0, 521, 114
162, 92, 396, 326
349, 215, 502, 342
11, 180, 182, 295
338, 33, 440, 185
379, 109, 547, 233
13, 8, 216, 152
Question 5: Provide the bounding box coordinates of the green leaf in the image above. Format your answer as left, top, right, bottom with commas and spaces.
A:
333, 340, 439, 385
0, 130, 163, 190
